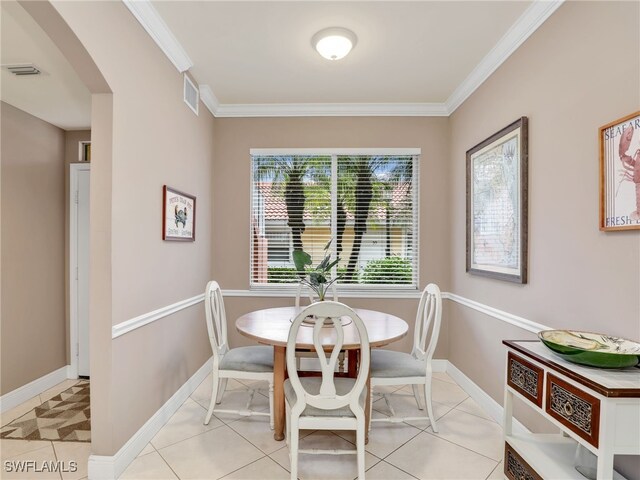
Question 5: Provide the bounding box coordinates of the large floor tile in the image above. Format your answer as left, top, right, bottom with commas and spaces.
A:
269, 431, 380, 480
426, 409, 503, 461
371, 393, 453, 431
1, 396, 42, 427
365, 461, 418, 479
150, 398, 223, 450
206, 388, 271, 424
52, 441, 91, 480
486, 461, 504, 479
422, 379, 468, 407
1, 443, 63, 479
455, 397, 496, 423
158, 425, 264, 479
432, 372, 457, 385
191, 375, 248, 410
221, 456, 290, 479
335, 421, 421, 459
386, 431, 497, 480
119, 451, 177, 479
227, 415, 303, 455
1, 439, 52, 460
137, 443, 155, 457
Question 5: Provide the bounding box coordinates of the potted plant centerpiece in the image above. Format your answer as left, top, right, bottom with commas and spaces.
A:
293, 240, 341, 323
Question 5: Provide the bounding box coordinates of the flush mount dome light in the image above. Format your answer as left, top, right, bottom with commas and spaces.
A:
312, 27, 357, 61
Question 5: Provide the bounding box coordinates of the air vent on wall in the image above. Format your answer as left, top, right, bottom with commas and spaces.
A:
183, 74, 199, 115
4, 64, 41, 76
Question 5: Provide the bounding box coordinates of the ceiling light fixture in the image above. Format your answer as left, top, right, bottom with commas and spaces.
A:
312, 27, 357, 61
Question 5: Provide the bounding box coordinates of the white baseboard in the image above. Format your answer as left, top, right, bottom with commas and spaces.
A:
87, 358, 212, 480
67, 364, 79, 380
0, 365, 72, 413
431, 359, 447, 373
445, 361, 529, 434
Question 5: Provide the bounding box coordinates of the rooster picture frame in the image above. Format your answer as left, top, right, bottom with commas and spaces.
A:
162, 185, 196, 241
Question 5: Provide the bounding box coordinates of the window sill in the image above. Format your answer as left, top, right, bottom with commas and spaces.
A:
224, 287, 422, 299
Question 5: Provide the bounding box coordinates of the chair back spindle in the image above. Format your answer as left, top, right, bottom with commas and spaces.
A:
411, 283, 442, 363
205, 281, 229, 368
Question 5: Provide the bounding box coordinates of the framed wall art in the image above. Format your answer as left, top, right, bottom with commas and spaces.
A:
466, 117, 528, 284
599, 111, 640, 231
162, 185, 196, 241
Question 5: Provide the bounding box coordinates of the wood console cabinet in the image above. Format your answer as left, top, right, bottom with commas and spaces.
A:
503, 340, 640, 480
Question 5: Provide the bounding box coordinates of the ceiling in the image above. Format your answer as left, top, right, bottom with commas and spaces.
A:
152, 1, 532, 107
0, 0, 560, 126
143, 0, 566, 117
0, 1, 91, 130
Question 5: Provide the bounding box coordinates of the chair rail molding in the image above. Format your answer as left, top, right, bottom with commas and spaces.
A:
444, 293, 552, 334
109, 290, 552, 339
112, 294, 205, 339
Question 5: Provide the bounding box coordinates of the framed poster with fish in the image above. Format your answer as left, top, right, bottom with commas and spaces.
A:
599, 111, 640, 231
162, 185, 196, 241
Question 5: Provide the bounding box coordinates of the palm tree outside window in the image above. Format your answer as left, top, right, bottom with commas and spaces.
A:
251, 150, 419, 290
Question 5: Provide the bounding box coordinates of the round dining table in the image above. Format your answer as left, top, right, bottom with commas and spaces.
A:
236, 306, 409, 441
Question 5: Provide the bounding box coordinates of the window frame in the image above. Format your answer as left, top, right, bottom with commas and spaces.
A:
249, 148, 421, 295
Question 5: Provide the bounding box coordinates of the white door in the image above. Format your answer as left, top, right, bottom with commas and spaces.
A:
72, 164, 90, 377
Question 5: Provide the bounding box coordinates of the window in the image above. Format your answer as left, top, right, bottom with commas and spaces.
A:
250, 149, 419, 291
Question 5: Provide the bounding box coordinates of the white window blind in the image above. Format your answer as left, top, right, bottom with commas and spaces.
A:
250, 152, 419, 290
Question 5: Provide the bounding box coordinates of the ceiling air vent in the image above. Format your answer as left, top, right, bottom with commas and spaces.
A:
183, 74, 199, 115
5, 64, 41, 76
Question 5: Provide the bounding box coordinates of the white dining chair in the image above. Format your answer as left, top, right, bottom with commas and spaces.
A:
370, 283, 442, 432
203, 280, 274, 429
285, 301, 370, 480
294, 282, 346, 372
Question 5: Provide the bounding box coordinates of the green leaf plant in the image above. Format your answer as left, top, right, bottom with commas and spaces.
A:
292, 239, 341, 301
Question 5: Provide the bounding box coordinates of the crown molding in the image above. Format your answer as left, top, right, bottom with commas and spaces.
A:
445, 0, 564, 114
199, 85, 219, 117
122, 0, 193, 73
124, 0, 563, 117
213, 102, 449, 118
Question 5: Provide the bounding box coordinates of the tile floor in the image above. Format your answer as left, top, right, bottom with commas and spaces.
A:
1, 373, 505, 479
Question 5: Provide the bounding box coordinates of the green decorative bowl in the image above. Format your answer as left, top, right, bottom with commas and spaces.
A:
538, 330, 640, 369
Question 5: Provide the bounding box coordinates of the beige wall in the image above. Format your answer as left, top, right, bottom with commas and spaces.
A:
448, 2, 639, 476
1, 102, 67, 394
213, 116, 451, 358
46, 1, 215, 455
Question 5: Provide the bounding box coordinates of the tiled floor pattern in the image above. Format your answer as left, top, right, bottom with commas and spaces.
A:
1, 373, 505, 479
